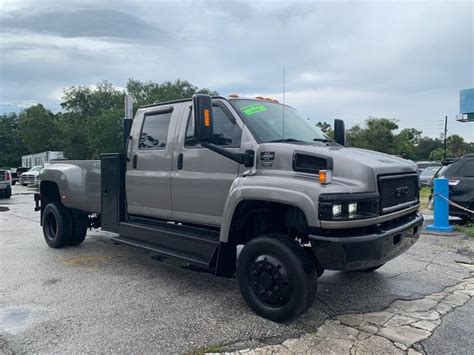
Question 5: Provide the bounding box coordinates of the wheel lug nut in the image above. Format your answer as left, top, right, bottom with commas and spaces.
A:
268, 291, 273, 297
265, 265, 272, 271
274, 286, 280, 292
273, 275, 279, 281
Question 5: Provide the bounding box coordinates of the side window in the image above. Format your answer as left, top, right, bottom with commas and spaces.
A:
185, 105, 239, 147
457, 160, 474, 177
139, 111, 172, 150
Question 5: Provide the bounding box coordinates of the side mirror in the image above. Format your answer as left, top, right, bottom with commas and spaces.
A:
334, 119, 346, 146
193, 94, 214, 142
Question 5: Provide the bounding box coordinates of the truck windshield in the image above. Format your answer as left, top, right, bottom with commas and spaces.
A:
231, 99, 329, 144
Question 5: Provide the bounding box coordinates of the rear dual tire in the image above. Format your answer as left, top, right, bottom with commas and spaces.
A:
237, 234, 317, 322
42, 202, 88, 248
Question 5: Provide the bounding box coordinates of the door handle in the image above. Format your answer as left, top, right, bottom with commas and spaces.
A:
133, 155, 137, 169
177, 153, 183, 170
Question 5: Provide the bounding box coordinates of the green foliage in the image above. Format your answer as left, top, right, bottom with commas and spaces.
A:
0, 113, 26, 167
18, 104, 60, 153
345, 117, 399, 154
429, 148, 445, 161
316, 121, 334, 138
126, 78, 218, 109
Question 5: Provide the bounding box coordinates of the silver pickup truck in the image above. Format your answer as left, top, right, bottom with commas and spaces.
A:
36, 94, 423, 321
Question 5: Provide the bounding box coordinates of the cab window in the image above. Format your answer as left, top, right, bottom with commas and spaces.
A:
139, 110, 172, 150
185, 104, 240, 147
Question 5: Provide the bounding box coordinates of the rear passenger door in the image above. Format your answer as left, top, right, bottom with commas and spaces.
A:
126, 106, 179, 219
171, 101, 241, 226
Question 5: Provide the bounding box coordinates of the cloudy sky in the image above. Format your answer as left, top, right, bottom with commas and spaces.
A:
0, 0, 473, 141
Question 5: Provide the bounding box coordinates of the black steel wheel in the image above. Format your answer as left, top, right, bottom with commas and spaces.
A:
42, 202, 73, 248
237, 234, 317, 322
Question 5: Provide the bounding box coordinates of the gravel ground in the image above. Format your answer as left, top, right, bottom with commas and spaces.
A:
1, 185, 473, 353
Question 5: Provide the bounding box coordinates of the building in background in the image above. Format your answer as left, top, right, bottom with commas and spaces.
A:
21, 151, 65, 168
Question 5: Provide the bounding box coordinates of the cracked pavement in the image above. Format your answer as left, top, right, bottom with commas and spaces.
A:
238, 273, 474, 354
1, 185, 473, 353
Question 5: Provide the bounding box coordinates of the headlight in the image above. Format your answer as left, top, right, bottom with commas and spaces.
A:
348, 202, 358, 215
332, 204, 342, 217
319, 194, 379, 221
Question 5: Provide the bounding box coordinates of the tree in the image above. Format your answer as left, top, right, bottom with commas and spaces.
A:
0, 113, 26, 167
18, 104, 60, 153
429, 148, 445, 161
346, 117, 398, 154
413, 137, 443, 161
446, 135, 466, 158
394, 128, 422, 159
126, 78, 218, 108
59, 81, 124, 159
316, 121, 334, 138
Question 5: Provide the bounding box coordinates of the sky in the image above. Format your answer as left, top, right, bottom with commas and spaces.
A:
0, 0, 473, 141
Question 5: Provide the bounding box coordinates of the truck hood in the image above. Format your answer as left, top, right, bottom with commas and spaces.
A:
256, 143, 417, 192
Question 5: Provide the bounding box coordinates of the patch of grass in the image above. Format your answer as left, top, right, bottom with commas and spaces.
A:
419, 186, 431, 210
455, 224, 474, 238
187, 344, 223, 355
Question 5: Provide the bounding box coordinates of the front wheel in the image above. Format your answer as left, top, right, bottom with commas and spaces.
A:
237, 234, 317, 322
42, 202, 73, 248
4, 186, 11, 199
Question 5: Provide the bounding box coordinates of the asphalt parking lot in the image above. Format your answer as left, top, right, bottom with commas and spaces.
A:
1, 185, 473, 354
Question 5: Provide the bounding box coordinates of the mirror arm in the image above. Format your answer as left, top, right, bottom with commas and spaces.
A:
202, 143, 254, 167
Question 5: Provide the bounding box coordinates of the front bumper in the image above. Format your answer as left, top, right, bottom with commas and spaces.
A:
19, 177, 37, 185
309, 212, 423, 271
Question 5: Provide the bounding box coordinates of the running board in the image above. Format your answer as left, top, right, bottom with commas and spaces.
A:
113, 219, 220, 269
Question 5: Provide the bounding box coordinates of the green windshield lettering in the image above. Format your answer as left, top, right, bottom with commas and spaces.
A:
241, 104, 267, 116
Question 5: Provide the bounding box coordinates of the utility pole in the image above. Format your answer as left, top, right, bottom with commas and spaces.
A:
443, 115, 448, 159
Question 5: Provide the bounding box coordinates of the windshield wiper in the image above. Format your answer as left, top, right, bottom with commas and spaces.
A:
313, 138, 331, 143
267, 138, 304, 143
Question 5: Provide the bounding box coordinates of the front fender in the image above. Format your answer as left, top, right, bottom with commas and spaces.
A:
219, 175, 320, 242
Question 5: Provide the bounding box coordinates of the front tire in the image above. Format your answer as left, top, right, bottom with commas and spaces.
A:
237, 234, 317, 322
42, 202, 73, 248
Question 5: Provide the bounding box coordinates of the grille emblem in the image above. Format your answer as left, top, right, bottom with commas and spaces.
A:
395, 186, 409, 198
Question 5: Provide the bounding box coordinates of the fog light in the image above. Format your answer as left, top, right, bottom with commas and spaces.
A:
348, 202, 358, 215
332, 204, 342, 217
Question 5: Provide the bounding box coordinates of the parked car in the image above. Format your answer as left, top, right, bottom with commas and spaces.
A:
0, 169, 12, 199
415, 161, 441, 174
12, 167, 29, 185
430, 154, 474, 222
19, 166, 42, 186
419, 166, 441, 187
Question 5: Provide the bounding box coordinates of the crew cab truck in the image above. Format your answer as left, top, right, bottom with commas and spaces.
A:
35, 94, 423, 321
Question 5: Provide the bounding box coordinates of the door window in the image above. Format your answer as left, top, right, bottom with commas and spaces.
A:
457, 160, 474, 177
139, 110, 172, 150
185, 105, 240, 147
